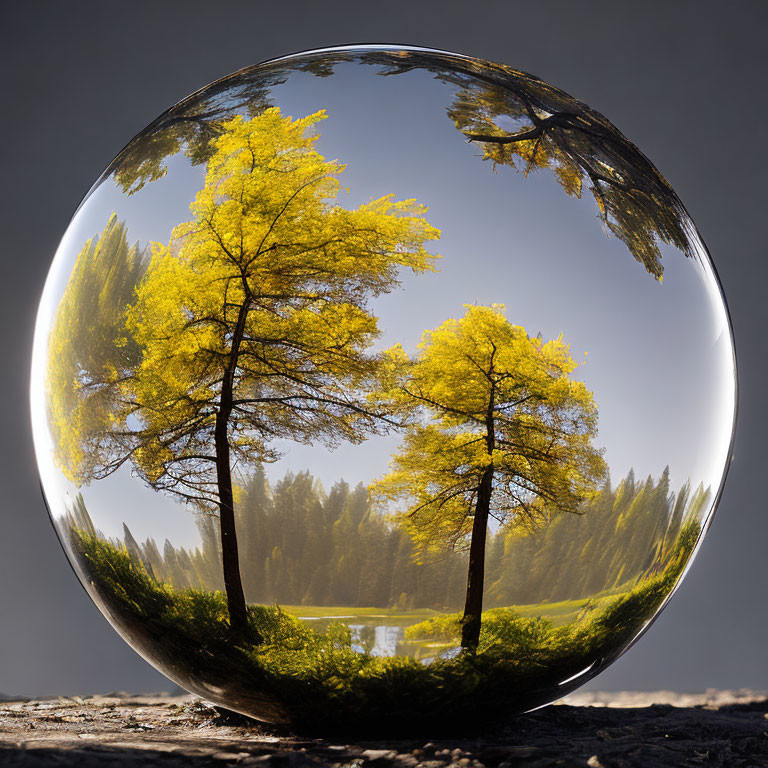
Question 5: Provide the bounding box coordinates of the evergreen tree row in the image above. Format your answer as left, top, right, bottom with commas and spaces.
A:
63, 465, 710, 611
488, 468, 711, 606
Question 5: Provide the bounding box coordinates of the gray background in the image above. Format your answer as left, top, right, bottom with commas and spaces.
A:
2, 0, 766, 697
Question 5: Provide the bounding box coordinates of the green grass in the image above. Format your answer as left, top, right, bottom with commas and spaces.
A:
282, 604, 441, 622
512, 597, 590, 625
511, 592, 631, 626
285, 597, 615, 630
66, 520, 700, 734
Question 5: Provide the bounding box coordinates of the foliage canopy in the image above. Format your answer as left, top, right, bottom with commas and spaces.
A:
49, 107, 440, 502
109, 49, 696, 279
372, 304, 606, 555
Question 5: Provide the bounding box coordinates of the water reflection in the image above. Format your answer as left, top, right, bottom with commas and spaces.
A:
301, 619, 445, 659
352, 624, 401, 657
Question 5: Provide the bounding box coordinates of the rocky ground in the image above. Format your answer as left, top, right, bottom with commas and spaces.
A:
1, 691, 767, 767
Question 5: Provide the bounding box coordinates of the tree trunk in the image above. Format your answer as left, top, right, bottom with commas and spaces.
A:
461, 353, 497, 653
461, 465, 494, 651
214, 297, 260, 643
214, 412, 251, 640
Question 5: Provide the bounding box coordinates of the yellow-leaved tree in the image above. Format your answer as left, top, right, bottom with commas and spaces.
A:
371, 304, 606, 650
48, 107, 440, 638
46, 214, 148, 483
359, 49, 695, 280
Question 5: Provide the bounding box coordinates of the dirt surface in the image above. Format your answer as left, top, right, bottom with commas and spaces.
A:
1, 691, 767, 767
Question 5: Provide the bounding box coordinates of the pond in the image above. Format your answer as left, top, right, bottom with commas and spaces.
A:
297, 614, 457, 661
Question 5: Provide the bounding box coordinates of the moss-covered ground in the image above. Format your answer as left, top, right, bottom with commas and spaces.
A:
68, 522, 698, 734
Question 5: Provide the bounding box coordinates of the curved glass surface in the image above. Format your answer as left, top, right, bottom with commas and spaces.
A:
31, 45, 736, 732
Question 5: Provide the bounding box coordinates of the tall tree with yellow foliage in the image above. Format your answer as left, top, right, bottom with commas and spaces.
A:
371, 305, 605, 650
46, 214, 148, 484
48, 107, 439, 637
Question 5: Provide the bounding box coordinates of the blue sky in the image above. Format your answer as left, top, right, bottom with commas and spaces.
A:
32, 59, 735, 550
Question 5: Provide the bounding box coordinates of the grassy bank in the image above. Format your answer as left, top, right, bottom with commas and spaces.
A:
282, 605, 441, 622
67, 521, 699, 733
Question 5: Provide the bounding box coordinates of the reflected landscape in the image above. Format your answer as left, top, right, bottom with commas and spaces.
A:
31, 46, 735, 732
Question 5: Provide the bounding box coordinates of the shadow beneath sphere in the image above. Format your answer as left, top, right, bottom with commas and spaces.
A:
2, 696, 767, 767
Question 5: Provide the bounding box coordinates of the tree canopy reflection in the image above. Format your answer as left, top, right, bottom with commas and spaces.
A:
108, 48, 696, 278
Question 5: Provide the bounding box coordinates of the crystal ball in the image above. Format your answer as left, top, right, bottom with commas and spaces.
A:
31, 45, 736, 732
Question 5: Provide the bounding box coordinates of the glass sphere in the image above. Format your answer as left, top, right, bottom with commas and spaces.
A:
31, 45, 736, 733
